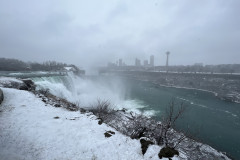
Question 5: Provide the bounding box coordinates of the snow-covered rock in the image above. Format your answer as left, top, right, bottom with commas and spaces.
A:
0, 77, 23, 88
0, 77, 35, 91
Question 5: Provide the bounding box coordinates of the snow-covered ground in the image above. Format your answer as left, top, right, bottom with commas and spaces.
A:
0, 88, 179, 160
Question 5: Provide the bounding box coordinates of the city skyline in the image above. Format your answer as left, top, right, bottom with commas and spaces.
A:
108, 53, 211, 67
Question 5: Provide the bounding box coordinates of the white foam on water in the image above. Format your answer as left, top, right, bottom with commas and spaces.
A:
178, 96, 239, 119
225, 110, 230, 114
177, 97, 210, 110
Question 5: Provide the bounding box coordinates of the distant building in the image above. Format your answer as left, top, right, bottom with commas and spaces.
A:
150, 55, 154, 66
119, 59, 123, 66
135, 58, 141, 66
144, 60, 148, 66
108, 62, 116, 67
194, 63, 204, 67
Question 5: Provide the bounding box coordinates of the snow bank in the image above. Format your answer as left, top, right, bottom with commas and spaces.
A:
0, 88, 177, 160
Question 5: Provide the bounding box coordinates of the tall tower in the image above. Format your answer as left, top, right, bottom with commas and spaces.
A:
166, 51, 170, 71
150, 55, 154, 67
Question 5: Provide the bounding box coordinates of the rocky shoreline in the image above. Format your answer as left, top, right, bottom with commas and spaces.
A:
106, 71, 240, 103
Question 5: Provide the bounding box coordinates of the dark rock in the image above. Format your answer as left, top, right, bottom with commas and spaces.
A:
104, 131, 115, 138
22, 79, 36, 90
98, 118, 103, 125
54, 116, 60, 119
0, 88, 4, 105
104, 132, 112, 137
19, 84, 29, 90
140, 139, 153, 155
54, 104, 61, 107
21, 79, 36, 91
80, 108, 86, 113
22, 79, 34, 86
158, 147, 179, 159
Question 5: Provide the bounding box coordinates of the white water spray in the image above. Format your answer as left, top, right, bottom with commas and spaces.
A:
31, 73, 156, 116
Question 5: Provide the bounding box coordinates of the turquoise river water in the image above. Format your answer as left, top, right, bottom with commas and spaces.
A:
119, 77, 240, 159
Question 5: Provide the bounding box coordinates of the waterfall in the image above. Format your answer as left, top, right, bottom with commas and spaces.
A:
31, 73, 125, 108
31, 73, 152, 116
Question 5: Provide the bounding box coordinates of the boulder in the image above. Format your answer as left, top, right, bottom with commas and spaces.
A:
140, 139, 153, 155
104, 131, 115, 138
158, 147, 179, 159
21, 79, 36, 91
98, 118, 103, 125
54, 104, 61, 108
19, 84, 29, 90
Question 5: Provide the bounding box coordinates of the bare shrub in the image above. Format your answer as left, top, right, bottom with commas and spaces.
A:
111, 111, 159, 142
89, 99, 116, 123
158, 99, 186, 148
128, 112, 152, 139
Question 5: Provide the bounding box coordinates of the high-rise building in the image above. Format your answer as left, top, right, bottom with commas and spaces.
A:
135, 58, 141, 66
119, 59, 122, 66
150, 55, 154, 66
144, 60, 148, 66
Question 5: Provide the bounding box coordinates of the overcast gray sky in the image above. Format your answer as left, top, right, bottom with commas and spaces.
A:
0, 0, 240, 67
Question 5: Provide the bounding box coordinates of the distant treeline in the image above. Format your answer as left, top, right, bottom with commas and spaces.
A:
0, 58, 77, 71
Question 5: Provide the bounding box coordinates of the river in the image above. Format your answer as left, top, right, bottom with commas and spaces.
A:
118, 77, 240, 159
